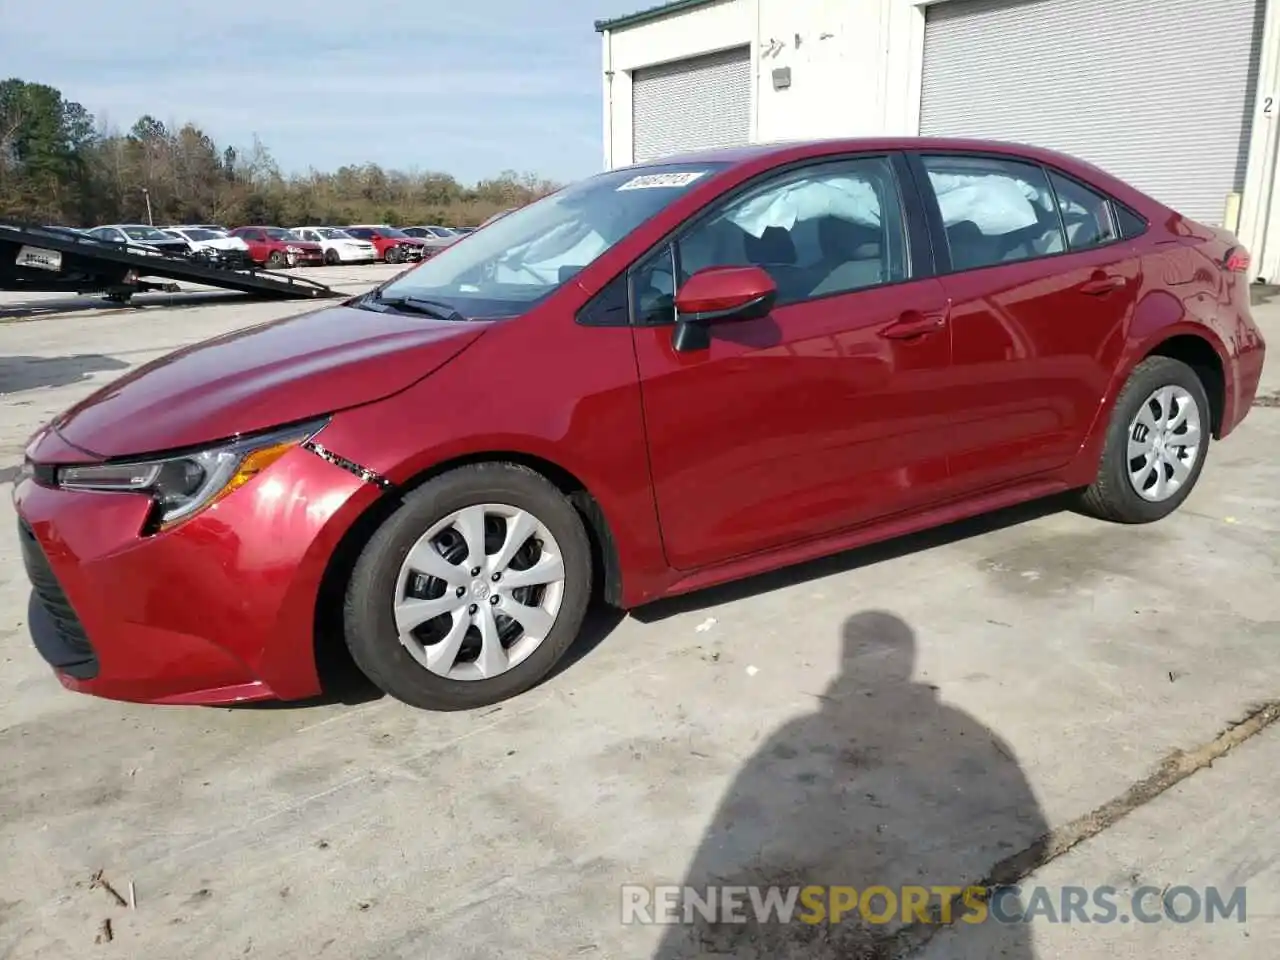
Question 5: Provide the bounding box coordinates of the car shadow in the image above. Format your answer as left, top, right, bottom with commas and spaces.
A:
0, 353, 129, 394
648, 610, 1045, 959
228, 492, 1070, 712
631, 492, 1073, 625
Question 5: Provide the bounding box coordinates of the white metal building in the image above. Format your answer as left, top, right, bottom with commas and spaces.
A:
597, 0, 1280, 282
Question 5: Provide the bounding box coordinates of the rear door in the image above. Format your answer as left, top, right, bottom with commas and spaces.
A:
631, 153, 957, 571
911, 152, 1141, 492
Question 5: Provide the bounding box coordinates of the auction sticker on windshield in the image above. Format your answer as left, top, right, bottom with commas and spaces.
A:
616, 171, 708, 191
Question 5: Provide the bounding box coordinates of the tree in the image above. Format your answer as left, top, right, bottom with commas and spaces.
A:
0, 78, 562, 228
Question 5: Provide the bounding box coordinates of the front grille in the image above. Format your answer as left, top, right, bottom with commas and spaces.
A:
17, 519, 98, 678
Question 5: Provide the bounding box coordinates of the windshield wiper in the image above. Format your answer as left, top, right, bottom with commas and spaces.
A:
368, 293, 468, 323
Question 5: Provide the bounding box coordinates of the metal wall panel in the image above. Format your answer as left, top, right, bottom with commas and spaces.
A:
632, 46, 752, 163
921, 0, 1265, 224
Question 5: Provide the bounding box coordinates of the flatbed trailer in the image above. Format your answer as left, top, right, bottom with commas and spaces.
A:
0, 223, 338, 302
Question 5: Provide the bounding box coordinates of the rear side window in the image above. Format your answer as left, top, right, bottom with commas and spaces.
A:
922, 155, 1066, 271
1048, 172, 1119, 250
1115, 205, 1148, 239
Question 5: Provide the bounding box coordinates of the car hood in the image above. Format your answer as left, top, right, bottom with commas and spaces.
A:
51, 304, 487, 458
206, 237, 250, 251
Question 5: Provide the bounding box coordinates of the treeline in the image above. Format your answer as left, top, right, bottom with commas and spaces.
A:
0, 78, 561, 229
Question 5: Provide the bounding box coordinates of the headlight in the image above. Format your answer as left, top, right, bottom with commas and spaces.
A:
285, 245, 302, 253
56, 418, 328, 530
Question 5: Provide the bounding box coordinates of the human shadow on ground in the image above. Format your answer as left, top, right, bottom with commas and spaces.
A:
651, 611, 1045, 960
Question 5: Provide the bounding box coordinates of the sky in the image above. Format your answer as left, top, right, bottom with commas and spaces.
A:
0, 0, 648, 184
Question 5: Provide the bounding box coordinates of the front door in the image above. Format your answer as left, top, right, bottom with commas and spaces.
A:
631, 154, 956, 572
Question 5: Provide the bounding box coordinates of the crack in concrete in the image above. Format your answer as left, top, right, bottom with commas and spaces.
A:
880, 700, 1280, 958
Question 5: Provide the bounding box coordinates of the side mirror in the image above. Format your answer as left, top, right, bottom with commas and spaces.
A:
672, 265, 777, 352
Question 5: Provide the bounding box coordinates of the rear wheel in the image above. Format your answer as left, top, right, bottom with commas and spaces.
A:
343, 463, 593, 711
1078, 356, 1210, 523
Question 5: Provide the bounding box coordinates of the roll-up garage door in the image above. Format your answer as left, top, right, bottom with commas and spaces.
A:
920, 0, 1264, 225
632, 46, 751, 163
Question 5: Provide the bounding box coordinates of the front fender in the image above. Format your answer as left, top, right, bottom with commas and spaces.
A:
313, 324, 673, 608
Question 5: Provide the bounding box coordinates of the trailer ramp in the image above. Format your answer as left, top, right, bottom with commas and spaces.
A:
0, 224, 338, 301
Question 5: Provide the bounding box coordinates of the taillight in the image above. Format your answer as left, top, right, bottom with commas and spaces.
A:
1225, 247, 1251, 273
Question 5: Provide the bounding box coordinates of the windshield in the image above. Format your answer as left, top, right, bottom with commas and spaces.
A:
378, 227, 409, 238
124, 226, 173, 242
374, 163, 726, 319
264, 227, 293, 240
316, 227, 352, 239
184, 228, 220, 241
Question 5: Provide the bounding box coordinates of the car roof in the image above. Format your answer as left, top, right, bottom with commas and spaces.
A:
620, 136, 1155, 211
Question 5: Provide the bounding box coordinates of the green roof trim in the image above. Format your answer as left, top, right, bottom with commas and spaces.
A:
595, 0, 720, 33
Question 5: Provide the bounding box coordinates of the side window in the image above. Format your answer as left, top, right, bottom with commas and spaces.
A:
1115, 205, 1148, 239
632, 156, 908, 320
922, 155, 1065, 271
1048, 172, 1119, 251
632, 245, 677, 326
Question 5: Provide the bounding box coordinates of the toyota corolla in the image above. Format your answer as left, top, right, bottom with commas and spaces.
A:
14, 138, 1266, 711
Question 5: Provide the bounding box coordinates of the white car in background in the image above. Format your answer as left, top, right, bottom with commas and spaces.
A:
293, 227, 381, 264
162, 225, 252, 269
400, 224, 461, 254
288, 226, 379, 265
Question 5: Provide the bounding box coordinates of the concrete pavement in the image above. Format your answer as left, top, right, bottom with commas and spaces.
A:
0, 276, 1277, 959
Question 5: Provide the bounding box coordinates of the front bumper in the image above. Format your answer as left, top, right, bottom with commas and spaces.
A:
13, 441, 381, 706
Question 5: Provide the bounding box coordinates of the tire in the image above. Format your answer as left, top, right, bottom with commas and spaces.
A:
324, 249, 340, 266
343, 463, 593, 711
265, 250, 285, 269
1078, 356, 1211, 523
385, 246, 403, 264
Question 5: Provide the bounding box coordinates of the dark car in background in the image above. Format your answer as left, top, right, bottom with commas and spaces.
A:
13, 137, 1266, 715
86, 224, 191, 257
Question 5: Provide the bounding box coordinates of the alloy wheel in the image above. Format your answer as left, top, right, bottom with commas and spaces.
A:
393, 503, 566, 681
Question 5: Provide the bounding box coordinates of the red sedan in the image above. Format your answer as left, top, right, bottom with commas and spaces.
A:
343, 225, 427, 263
228, 226, 324, 268
15, 138, 1267, 711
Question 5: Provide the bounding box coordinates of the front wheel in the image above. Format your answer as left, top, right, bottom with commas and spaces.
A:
324, 249, 340, 265
385, 246, 403, 264
265, 250, 285, 269
343, 463, 593, 710
1078, 356, 1211, 523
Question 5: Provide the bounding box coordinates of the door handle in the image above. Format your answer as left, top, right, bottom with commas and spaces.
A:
880, 309, 948, 340
1079, 274, 1126, 295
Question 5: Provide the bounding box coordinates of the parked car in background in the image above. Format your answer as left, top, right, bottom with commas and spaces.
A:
228, 226, 324, 268
288, 226, 378, 265
86, 224, 191, 257
344, 225, 426, 263
162, 226, 252, 269
40, 225, 93, 239
401, 225, 460, 253
14, 138, 1266, 715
